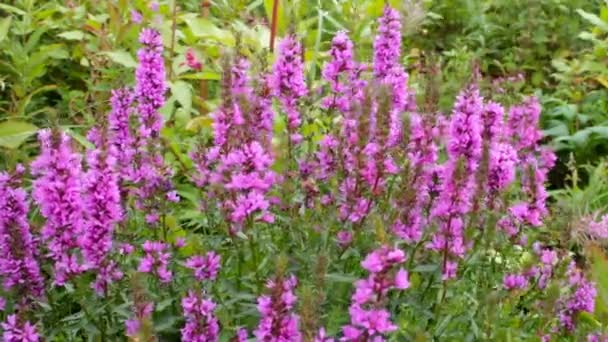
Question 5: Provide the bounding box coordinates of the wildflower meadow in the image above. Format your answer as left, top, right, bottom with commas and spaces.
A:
1, 1, 608, 341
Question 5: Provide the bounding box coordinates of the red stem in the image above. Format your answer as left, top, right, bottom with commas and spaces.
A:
270, 0, 279, 52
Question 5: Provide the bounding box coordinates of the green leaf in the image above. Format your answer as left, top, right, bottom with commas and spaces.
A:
170, 80, 192, 115
100, 50, 137, 68
64, 128, 94, 149
325, 273, 357, 283
577, 9, 608, 32
179, 71, 221, 80
183, 16, 235, 46
0, 4, 26, 15
58, 30, 86, 41
0, 16, 12, 43
0, 120, 38, 149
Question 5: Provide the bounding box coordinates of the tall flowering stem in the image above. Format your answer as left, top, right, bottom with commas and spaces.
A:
271, 35, 308, 147
321, 31, 364, 114
133, 28, 173, 223
81, 128, 124, 295
342, 246, 409, 341
107, 88, 136, 183
193, 57, 276, 234
393, 113, 438, 243
428, 86, 483, 280
2, 314, 40, 342
31, 129, 85, 286
181, 290, 220, 341
0, 165, 45, 301
254, 273, 302, 341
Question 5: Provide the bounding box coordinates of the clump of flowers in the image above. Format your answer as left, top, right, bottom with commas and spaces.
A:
0, 165, 45, 300
181, 290, 220, 341
185, 251, 221, 281
2, 315, 40, 342
81, 129, 124, 295
31, 129, 85, 286
254, 273, 302, 341
132, 27, 173, 223
138, 240, 172, 283
342, 246, 409, 340
270, 35, 308, 146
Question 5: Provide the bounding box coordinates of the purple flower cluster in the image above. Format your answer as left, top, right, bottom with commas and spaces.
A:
0, 166, 44, 300
342, 246, 409, 341
107, 88, 136, 182
254, 274, 302, 341
321, 31, 364, 113
500, 97, 555, 228
270, 35, 308, 145
2, 315, 39, 342
194, 58, 276, 233
138, 240, 172, 283
135, 28, 166, 141
126, 301, 154, 337
588, 214, 608, 239
81, 132, 124, 295
393, 113, 439, 242
181, 290, 220, 342
185, 251, 221, 281
372, 6, 401, 80
428, 86, 483, 280
31, 129, 85, 285
558, 266, 597, 331
133, 28, 173, 222
503, 274, 528, 290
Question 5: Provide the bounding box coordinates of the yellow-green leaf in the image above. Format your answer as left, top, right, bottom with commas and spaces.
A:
170, 81, 192, 115
100, 50, 137, 68
58, 30, 86, 41
0, 16, 12, 43
0, 120, 38, 149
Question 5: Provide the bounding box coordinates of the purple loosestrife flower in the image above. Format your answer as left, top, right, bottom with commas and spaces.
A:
481, 101, 504, 143
373, 6, 401, 80
181, 290, 220, 342
131, 10, 143, 24
315, 328, 335, 342
235, 328, 248, 342
315, 135, 339, 181
0, 167, 45, 300
134, 28, 173, 222
193, 58, 276, 233
393, 113, 438, 243
138, 240, 172, 283
135, 28, 166, 140
558, 271, 597, 331
218, 141, 276, 232
185, 252, 221, 281
2, 315, 39, 342
589, 214, 608, 239
31, 129, 85, 286
507, 97, 542, 159
342, 246, 408, 341
270, 35, 308, 145
373, 6, 414, 148
503, 274, 528, 290
428, 86, 483, 280
107, 88, 136, 182
254, 274, 302, 341
80, 130, 124, 295
321, 31, 363, 113
126, 301, 154, 337
488, 143, 517, 194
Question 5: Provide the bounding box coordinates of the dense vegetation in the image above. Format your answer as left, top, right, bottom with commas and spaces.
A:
1, 0, 608, 341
